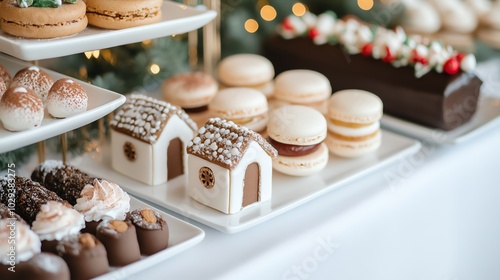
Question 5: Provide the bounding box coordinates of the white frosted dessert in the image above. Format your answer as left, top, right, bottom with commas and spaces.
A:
0, 86, 44, 131
46, 78, 88, 119
0, 219, 41, 265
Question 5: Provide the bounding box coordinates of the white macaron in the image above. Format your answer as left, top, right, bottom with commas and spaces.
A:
267, 105, 328, 176
326, 89, 383, 158
209, 87, 268, 132
217, 54, 275, 97
162, 71, 218, 111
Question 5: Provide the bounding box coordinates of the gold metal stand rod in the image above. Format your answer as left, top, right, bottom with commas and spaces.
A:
61, 133, 68, 164
185, 0, 199, 68
202, 0, 221, 75
37, 142, 46, 164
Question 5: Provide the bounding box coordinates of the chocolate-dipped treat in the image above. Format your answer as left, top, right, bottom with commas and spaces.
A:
96, 220, 141, 266
17, 253, 70, 280
0, 219, 41, 280
73, 179, 130, 235
127, 208, 169, 255
31, 160, 95, 205
31, 201, 85, 254
56, 233, 109, 280
0, 203, 25, 223
0, 176, 68, 224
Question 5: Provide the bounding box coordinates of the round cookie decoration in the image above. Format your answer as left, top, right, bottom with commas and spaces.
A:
0, 0, 88, 39
85, 0, 163, 30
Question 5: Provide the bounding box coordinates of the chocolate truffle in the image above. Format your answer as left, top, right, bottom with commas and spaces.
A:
96, 220, 141, 266
17, 253, 70, 280
10, 66, 53, 105
46, 78, 88, 119
0, 86, 44, 132
127, 208, 169, 255
56, 233, 109, 280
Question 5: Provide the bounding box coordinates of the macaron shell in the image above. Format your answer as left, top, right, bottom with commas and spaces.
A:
86, 0, 162, 29
326, 130, 381, 158
242, 113, 268, 133
267, 105, 327, 145
209, 87, 268, 119
218, 54, 274, 86
327, 121, 380, 137
0, 0, 87, 39
162, 72, 218, 108
274, 69, 331, 104
273, 143, 329, 176
328, 89, 382, 124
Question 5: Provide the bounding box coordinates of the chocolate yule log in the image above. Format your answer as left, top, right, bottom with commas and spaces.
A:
263, 12, 483, 131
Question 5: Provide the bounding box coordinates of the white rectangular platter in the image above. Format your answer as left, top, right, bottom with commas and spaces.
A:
78, 130, 421, 234
381, 96, 500, 144
0, 53, 126, 153
95, 197, 204, 280
0, 1, 217, 61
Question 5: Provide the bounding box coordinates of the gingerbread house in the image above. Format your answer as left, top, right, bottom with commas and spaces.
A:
110, 94, 197, 185
186, 118, 277, 214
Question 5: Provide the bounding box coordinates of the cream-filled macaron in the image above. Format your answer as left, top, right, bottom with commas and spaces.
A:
400, 0, 441, 34
428, 0, 478, 33
273, 69, 331, 113
326, 89, 383, 158
209, 87, 268, 132
267, 105, 328, 176
162, 71, 218, 112
217, 54, 275, 97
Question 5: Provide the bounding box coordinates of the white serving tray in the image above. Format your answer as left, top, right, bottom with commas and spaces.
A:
381, 96, 500, 144
0, 53, 126, 153
0, 1, 217, 61
78, 130, 421, 234
95, 197, 204, 280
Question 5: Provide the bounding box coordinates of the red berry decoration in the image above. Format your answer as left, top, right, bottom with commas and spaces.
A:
456, 53, 466, 62
411, 50, 428, 65
282, 18, 294, 31
309, 27, 320, 39
361, 44, 373, 56
443, 57, 460, 75
383, 46, 395, 63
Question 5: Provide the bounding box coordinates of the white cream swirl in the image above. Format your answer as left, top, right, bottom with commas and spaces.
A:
74, 179, 130, 222
0, 219, 41, 264
31, 201, 85, 241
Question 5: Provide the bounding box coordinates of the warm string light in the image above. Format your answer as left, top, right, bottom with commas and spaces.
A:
292, 2, 307, 16
245, 19, 259, 33
260, 5, 277, 21
357, 0, 374, 11
149, 63, 160, 74
84, 50, 100, 59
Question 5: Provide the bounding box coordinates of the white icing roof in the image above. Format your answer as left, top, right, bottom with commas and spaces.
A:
187, 118, 277, 170
110, 94, 197, 144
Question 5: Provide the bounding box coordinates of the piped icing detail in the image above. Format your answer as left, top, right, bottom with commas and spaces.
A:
74, 179, 131, 222
31, 201, 85, 241
0, 219, 41, 264
278, 11, 476, 77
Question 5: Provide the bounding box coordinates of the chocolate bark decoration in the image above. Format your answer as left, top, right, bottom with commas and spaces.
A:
264, 36, 483, 131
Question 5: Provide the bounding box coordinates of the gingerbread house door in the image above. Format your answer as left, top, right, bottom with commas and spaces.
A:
242, 162, 260, 207
167, 137, 184, 180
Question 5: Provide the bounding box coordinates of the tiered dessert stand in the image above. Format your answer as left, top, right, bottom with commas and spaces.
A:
0, 1, 217, 277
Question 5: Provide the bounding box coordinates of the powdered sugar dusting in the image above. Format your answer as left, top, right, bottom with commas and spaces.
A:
47, 78, 88, 118
110, 94, 197, 144
187, 118, 277, 169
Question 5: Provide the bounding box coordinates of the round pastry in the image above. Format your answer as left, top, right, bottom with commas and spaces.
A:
85, 0, 163, 30
267, 105, 328, 176
273, 69, 331, 113
479, 0, 500, 29
10, 66, 53, 105
217, 54, 275, 97
56, 233, 109, 280
96, 220, 141, 266
46, 78, 88, 119
209, 87, 268, 132
162, 71, 218, 112
325, 89, 383, 158
0, 0, 87, 39
127, 208, 168, 255
400, 0, 441, 34
0, 64, 11, 87
74, 179, 130, 235
31, 201, 86, 254
17, 253, 70, 280
0, 78, 8, 101
428, 0, 478, 33
0, 87, 44, 132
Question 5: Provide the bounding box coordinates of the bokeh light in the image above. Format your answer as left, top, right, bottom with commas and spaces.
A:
292, 2, 307, 16
260, 5, 277, 21
357, 0, 374, 11
150, 64, 160, 74
245, 19, 259, 33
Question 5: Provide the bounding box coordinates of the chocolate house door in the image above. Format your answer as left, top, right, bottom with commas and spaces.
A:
242, 162, 259, 207
167, 137, 183, 180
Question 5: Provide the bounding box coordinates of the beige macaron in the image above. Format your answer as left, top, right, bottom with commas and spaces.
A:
86, 0, 162, 29
326, 89, 383, 158
208, 87, 268, 132
267, 105, 328, 176
217, 54, 275, 97
162, 72, 218, 111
